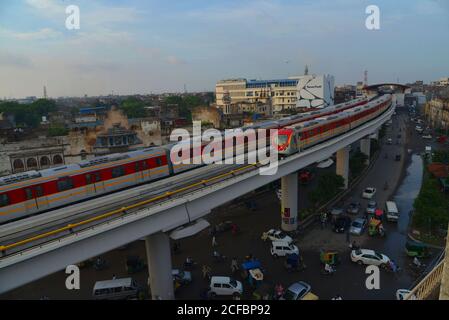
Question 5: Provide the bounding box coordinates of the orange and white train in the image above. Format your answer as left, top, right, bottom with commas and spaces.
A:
0, 95, 391, 224
275, 94, 392, 156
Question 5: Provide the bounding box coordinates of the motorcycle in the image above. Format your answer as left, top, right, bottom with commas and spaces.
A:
321, 265, 336, 276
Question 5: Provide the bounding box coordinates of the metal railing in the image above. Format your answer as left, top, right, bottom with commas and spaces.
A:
407, 260, 445, 300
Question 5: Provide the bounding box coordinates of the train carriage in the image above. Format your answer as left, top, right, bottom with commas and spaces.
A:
0, 148, 170, 223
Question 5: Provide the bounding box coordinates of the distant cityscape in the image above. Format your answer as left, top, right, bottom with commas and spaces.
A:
1, 72, 448, 178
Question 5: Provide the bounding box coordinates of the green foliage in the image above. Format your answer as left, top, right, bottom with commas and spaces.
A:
0, 99, 56, 128
308, 173, 345, 207
350, 151, 368, 178
432, 150, 449, 164
164, 95, 205, 122
120, 97, 147, 118
47, 125, 68, 137
413, 172, 449, 230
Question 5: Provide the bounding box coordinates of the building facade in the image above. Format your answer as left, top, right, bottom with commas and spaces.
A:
215, 75, 334, 113
424, 98, 449, 131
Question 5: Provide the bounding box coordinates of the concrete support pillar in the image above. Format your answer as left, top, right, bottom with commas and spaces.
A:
336, 146, 350, 189
439, 223, 449, 300
360, 137, 371, 165
281, 172, 298, 232
145, 232, 174, 300
370, 129, 379, 140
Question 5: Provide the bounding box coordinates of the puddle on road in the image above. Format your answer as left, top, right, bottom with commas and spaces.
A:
380, 154, 423, 265
393, 154, 423, 234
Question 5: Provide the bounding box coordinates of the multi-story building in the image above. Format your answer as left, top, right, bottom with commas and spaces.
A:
424, 98, 449, 131
216, 75, 334, 113
431, 77, 449, 87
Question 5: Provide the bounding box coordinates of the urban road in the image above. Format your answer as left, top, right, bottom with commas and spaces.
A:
1, 109, 443, 300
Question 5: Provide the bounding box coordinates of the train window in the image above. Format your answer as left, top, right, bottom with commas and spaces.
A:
94, 172, 101, 182
112, 166, 125, 178
156, 157, 162, 166
85, 174, 92, 184
57, 178, 73, 192
0, 193, 9, 207
25, 188, 33, 200
142, 161, 148, 170
135, 162, 140, 172
35, 185, 44, 197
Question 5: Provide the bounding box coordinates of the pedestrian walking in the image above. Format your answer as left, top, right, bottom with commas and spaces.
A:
212, 236, 218, 247
231, 258, 239, 273
202, 265, 211, 280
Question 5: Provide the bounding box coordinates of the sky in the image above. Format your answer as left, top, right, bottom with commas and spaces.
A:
0, 0, 448, 98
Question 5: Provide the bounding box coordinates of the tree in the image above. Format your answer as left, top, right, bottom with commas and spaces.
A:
350, 151, 368, 178
32, 99, 57, 116
120, 97, 146, 118
308, 173, 345, 207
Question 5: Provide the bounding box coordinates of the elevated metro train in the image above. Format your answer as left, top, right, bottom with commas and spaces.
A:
0, 96, 391, 224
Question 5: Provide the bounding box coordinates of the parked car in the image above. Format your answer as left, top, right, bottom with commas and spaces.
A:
262, 229, 293, 244
350, 249, 390, 267
333, 216, 351, 233
366, 200, 377, 215
208, 276, 243, 298
362, 187, 377, 199
422, 134, 432, 139
387, 138, 393, 145
92, 278, 140, 300
350, 217, 368, 235
346, 202, 361, 215
280, 281, 311, 300
172, 269, 192, 286
270, 241, 299, 258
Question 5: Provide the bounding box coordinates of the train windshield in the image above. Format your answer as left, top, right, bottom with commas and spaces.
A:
275, 134, 290, 147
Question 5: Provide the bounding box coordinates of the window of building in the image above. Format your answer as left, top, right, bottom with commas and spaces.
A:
27, 158, 38, 169
53, 155, 63, 165
112, 166, 125, 178
40, 156, 50, 167
13, 159, 24, 171
0, 193, 9, 207
57, 177, 73, 192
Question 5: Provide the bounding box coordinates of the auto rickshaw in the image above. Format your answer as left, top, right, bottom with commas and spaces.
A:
241, 260, 264, 288
368, 218, 385, 237
320, 250, 340, 266
373, 209, 384, 221
405, 240, 431, 258
126, 255, 146, 274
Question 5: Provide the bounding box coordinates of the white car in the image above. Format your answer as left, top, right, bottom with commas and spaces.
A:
209, 276, 243, 298
396, 289, 417, 300
270, 241, 299, 258
422, 134, 432, 139
262, 229, 293, 244
362, 187, 377, 199
351, 249, 390, 267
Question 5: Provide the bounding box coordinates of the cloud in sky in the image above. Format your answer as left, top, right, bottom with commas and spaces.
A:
0, 0, 448, 98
